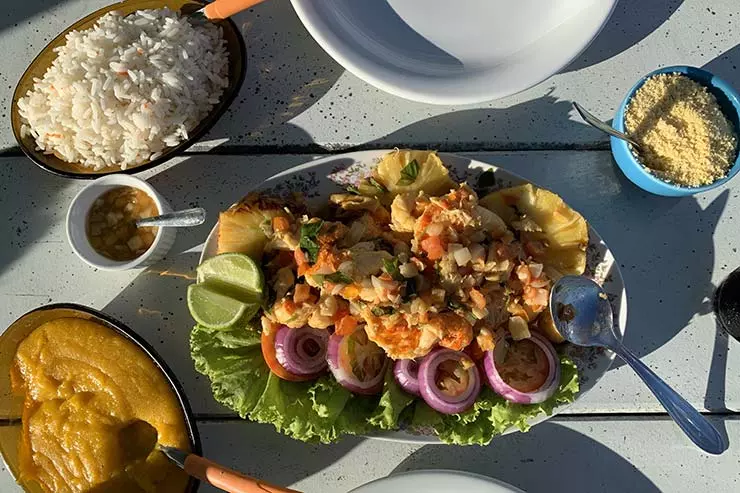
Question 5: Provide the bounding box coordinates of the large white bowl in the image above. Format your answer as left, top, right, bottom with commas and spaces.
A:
290, 0, 618, 104
66, 174, 176, 271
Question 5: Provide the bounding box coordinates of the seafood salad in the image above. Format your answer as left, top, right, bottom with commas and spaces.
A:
189, 150, 586, 444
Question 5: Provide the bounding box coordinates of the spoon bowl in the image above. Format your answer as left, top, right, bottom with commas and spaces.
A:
551, 276, 727, 455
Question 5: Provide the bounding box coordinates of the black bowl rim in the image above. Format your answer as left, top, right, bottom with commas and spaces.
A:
3, 302, 202, 492
10, 0, 247, 180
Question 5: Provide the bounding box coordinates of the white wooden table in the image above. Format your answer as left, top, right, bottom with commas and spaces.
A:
2, 1, 740, 492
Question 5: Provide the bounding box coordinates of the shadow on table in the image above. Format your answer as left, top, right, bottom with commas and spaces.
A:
0, 158, 69, 279
350, 92, 581, 151
561, 0, 685, 74
391, 422, 660, 493
198, 421, 363, 492
0, 0, 72, 33
704, 43, 740, 88
197, 0, 343, 152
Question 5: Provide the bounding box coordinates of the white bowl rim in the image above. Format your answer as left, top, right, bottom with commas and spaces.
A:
65, 174, 168, 271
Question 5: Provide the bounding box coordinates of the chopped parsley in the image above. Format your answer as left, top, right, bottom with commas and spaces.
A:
367, 177, 388, 194
325, 271, 353, 284
382, 258, 405, 282
346, 184, 360, 195
396, 159, 420, 186
371, 306, 395, 317
299, 220, 323, 264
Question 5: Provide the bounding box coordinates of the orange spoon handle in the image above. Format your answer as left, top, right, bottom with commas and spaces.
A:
203, 0, 267, 20
184, 454, 302, 493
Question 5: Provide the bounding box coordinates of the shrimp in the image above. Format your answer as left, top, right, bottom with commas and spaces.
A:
361, 309, 437, 359
422, 312, 473, 351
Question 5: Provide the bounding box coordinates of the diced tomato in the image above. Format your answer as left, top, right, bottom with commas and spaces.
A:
335, 315, 358, 336
295, 249, 309, 276
260, 330, 315, 382
272, 216, 290, 233
420, 235, 446, 260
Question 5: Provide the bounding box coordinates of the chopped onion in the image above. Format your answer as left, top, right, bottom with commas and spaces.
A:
453, 247, 472, 266
393, 359, 421, 396
418, 348, 481, 414
426, 223, 444, 236
275, 325, 329, 376
327, 328, 388, 395
528, 263, 544, 279
483, 332, 560, 404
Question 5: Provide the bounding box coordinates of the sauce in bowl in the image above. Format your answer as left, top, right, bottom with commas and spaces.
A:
86, 186, 158, 261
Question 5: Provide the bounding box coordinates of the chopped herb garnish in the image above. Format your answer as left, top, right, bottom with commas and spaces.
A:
367, 177, 388, 194
447, 298, 465, 311
346, 184, 360, 195
371, 306, 395, 317
396, 159, 420, 186
299, 220, 323, 264
383, 258, 404, 281
325, 271, 353, 284
310, 274, 325, 286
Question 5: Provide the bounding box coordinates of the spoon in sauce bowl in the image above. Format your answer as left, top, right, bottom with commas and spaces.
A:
120, 420, 301, 493
550, 275, 727, 455
135, 207, 207, 228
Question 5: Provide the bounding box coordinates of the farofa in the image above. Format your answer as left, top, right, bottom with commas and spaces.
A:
625, 73, 737, 187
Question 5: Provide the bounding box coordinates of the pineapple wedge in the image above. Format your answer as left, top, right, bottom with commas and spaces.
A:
361, 149, 455, 202
480, 184, 588, 276
217, 194, 289, 260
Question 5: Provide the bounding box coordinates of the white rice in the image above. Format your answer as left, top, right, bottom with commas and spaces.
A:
17, 9, 229, 170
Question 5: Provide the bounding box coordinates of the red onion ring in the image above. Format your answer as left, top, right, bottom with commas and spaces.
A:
393, 359, 421, 396
327, 328, 387, 395
418, 348, 481, 414
275, 325, 329, 376
483, 331, 560, 404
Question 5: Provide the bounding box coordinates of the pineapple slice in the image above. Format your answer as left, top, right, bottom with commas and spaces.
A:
480, 184, 588, 276
217, 194, 289, 260
361, 149, 455, 202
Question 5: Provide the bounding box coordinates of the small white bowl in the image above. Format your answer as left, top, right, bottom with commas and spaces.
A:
66, 175, 176, 271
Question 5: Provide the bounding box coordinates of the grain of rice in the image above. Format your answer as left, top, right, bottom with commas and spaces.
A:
17, 9, 229, 170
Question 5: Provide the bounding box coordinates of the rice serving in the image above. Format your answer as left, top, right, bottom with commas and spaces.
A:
17, 9, 229, 170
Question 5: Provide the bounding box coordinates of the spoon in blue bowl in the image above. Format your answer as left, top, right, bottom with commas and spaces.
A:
550, 275, 727, 455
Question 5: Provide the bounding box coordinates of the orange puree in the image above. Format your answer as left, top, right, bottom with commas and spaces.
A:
10, 318, 190, 493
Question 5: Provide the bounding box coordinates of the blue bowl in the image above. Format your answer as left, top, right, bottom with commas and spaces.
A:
611, 65, 740, 196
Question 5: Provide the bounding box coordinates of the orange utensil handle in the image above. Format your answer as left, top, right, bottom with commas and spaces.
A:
204, 0, 267, 20
184, 454, 302, 493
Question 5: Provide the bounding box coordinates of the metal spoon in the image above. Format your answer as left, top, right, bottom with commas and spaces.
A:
572, 102, 642, 150
550, 275, 727, 455
136, 207, 206, 228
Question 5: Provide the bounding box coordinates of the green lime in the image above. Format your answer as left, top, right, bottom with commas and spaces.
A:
187, 284, 259, 329
196, 253, 264, 304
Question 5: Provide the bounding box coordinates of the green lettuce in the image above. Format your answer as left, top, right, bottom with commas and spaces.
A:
191, 324, 580, 444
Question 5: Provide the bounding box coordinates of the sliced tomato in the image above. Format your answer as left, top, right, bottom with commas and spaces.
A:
261, 329, 317, 382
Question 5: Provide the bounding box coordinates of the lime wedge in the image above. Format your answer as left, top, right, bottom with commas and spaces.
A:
196, 253, 264, 304
187, 284, 258, 329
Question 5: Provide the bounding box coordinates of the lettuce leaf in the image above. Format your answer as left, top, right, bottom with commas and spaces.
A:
191, 323, 580, 445
410, 355, 580, 445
